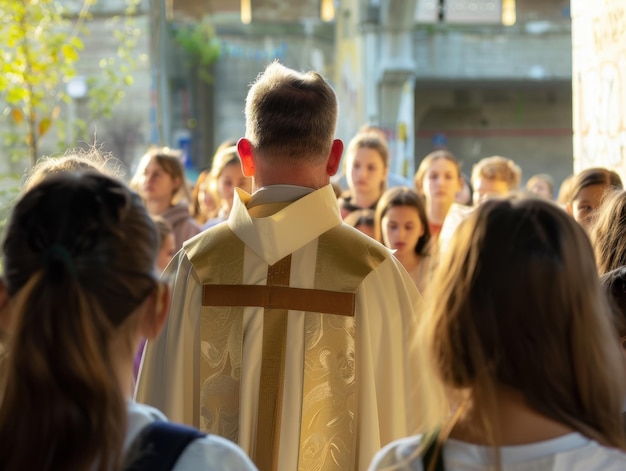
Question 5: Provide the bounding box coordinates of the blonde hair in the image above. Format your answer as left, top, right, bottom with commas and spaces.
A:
413, 149, 461, 194
24, 148, 123, 192
471, 156, 521, 191
418, 195, 626, 450
590, 189, 626, 275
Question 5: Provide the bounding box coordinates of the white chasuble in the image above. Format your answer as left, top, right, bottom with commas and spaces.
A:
136, 185, 423, 471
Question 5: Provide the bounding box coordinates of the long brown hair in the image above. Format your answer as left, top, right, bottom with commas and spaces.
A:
130, 147, 193, 206
0, 172, 158, 470
420, 195, 626, 449
591, 189, 626, 275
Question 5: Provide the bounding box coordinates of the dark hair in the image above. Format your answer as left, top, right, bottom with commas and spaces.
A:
344, 209, 375, 229
375, 187, 431, 255
0, 172, 158, 470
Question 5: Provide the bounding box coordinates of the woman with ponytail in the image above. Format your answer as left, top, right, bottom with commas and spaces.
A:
0, 172, 256, 470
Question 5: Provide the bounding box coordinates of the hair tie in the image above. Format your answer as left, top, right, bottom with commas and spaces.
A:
43, 245, 77, 278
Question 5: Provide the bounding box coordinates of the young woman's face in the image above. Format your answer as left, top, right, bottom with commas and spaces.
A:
570, 183, 606, 231
423, 159, 461, 207
382, 206, 424, 258
156, 233, 177, 273
142, 159, 179, 203
347, 147, 387, 197
217, 163, 250, 204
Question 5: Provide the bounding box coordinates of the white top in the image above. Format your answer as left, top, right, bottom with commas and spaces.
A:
368, 432, 626, 471
126, 401, 257, 470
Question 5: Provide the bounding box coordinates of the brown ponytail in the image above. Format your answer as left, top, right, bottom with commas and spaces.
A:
0, 172, 158, 470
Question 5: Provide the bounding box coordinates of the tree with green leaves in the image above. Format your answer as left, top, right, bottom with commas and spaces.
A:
0, 0, 141, 167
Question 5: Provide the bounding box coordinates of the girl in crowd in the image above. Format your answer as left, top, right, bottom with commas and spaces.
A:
370, 196, 626, 470
566, 167, 622, 232
0, 172, 256, 470
152, 215, 177, 274
590, 189, 626, 275
375, 187, 432, 293
454, 173, 473, 206
131, 148, 200, 251
202, 145, 251, 229
338, 132, 389, 219
413, 149, 463, 240
526, 173, 554, 199
190, 169, 215, 225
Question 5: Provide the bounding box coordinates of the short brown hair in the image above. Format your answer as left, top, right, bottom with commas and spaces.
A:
244, 62, 338, 165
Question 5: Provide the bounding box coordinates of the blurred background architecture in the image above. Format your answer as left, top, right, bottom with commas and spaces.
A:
1, 0, 576, 184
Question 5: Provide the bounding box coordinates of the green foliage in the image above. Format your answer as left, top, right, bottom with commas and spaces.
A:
0, 0, 141, 167
0, 0, 87, 166
174, 20, 221, 83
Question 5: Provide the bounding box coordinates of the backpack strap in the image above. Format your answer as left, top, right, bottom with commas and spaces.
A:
124, 421, 206, 471
421, 430, 444, 471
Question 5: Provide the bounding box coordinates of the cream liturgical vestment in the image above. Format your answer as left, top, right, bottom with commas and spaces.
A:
136, 184, 423, 471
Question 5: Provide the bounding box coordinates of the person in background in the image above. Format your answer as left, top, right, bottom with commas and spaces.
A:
526, 173, 555, 199
413, 149, 463, 241
130, 147, 201, 251
337, 131, 389, 219
202, 145, 252, 229
454, 173, 473, 206
0, 172, 256, 470
344, 209, 376, 239
137, 61, 422, 471
133, 215, 177, 380
375, 187, 432, 293
471, 155, 522, 206
566, 167, 622, 233
190, 169, 216, 226
332, 124, 412, 191
557, 174, 574, 207
370, 195, 626, 470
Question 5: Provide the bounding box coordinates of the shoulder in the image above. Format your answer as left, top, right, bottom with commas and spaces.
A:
368, 435, 424, 470
556, 440, 626, 470
173, 434, 257, 471
125, 401, 168, 448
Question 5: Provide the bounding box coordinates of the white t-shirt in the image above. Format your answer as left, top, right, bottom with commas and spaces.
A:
126, 401, 257, 470
368, 432, 626, 471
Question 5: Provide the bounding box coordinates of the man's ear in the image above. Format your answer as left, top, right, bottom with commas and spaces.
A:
141, 282, 170, 340
237, 138, 255, 177
326, 139, 344, 176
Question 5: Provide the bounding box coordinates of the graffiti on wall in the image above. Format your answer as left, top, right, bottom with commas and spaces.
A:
572, 0, 626, 173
